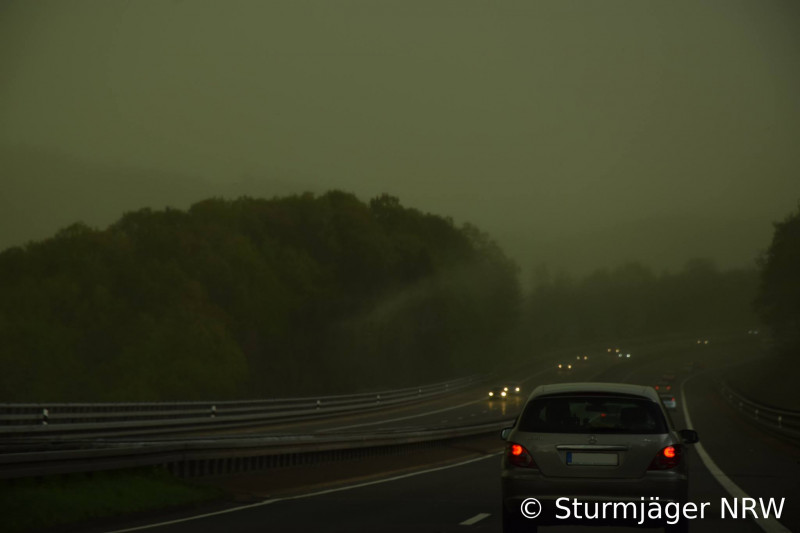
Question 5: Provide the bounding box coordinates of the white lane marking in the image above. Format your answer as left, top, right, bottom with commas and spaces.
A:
459, 512, 491, 526
317, 400, 481, 432
680, 380, 791, 533
104, 453, 502, 533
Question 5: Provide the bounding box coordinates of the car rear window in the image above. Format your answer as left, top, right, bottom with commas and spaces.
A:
518, 395, 668, 434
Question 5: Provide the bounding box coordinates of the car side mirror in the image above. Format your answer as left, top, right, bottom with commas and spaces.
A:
679, 429, 699, 444
500, 427, 512, 440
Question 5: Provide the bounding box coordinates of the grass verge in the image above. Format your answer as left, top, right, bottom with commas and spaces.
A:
0, 467, 223, 533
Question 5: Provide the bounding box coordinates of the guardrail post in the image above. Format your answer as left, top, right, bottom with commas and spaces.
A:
210, 405, 216, 418
778, 415, 782, 428
376, 394, 381, 404
41, 408, 48, 426
316, 400, 321, 410
754, 409, 759, 420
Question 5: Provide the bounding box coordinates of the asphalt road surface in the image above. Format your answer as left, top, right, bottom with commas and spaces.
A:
100, 336, 797, 533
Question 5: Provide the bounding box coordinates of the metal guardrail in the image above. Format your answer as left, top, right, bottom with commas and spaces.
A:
0, 420, 510, 480
718, 380, 800, 443
0, 376, 481, 439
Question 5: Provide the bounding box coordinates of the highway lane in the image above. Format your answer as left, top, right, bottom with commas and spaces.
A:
140, 338, 689, 441
616, 337, 796, 532
94, 335, 794, 533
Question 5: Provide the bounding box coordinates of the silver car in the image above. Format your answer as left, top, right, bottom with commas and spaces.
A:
501, 382, 698, 533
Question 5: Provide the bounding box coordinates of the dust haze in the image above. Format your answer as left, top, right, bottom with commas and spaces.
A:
2, 0, 799, 276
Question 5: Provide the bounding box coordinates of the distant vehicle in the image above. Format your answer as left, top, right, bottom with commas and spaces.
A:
660, 394, 677, 410
500, 383, 698, 533
747, 329, 759, 335
617, 352, 631, 359
696, 339, 709, 345
505, 382, 523, 395
556, 363, 573, 371
488, 386, 508, 399
654, 381, 673, 393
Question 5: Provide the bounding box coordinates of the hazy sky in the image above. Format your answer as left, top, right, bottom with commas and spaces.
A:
2, 1, 799, 278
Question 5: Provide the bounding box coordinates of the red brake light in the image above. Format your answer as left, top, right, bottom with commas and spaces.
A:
649, 444, 682, 469
507, 442, 536, 468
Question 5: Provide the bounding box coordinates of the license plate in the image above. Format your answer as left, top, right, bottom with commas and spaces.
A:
566, 452, 618, 466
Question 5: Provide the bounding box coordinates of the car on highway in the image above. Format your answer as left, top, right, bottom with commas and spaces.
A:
500, 382, 698, 533
660, 394, 677, 410
488, 386, 508, 399
505, 382, 523, 395
556, 363, 573, 372
654, 381, 673, 393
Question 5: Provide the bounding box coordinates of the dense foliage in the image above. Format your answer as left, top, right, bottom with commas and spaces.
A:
522, 259, 759, 349
755, 204, 800, 357
0, 192, 521, 401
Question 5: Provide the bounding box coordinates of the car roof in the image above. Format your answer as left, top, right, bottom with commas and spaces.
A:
528, 382, 659, 402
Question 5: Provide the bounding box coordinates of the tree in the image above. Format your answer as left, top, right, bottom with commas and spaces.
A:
755, 204, 800, 357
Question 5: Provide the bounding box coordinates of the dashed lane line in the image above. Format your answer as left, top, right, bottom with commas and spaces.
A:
459, 512, 491, 526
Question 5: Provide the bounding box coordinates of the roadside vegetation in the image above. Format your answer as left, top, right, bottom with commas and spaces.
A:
0, 192, 520, 401
755, 203, 800, 360
520, 259, 759, 351
0, 467, 222, 533
1, 191, 783, 403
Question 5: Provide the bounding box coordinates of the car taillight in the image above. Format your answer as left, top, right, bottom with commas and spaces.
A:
508, 442, 536, 468
648, 444, 682, 469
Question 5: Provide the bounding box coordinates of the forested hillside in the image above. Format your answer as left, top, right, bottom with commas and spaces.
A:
0, 192, 521, 401
522, 259, 759, 349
